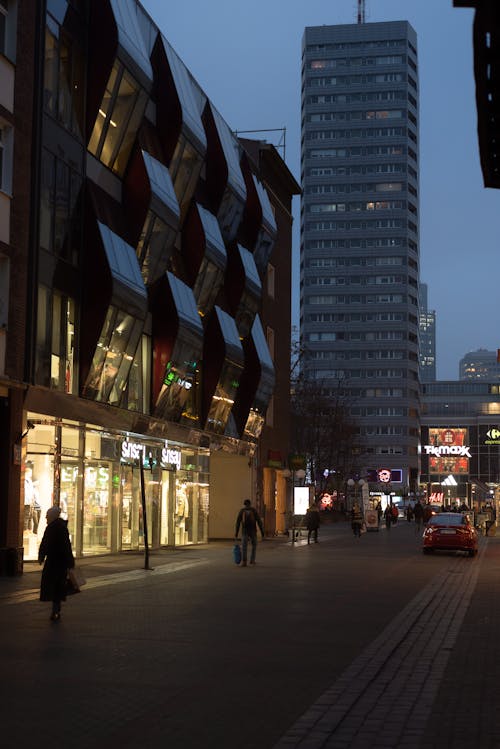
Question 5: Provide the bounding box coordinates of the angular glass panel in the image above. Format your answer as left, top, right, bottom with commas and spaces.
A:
100, 69, 138, 169
194, 257, 224, 316
155, 338, 201, 425
170, 136, 203, 216
137, 212, 172, 285
54, 159, 69, 255
206, 359, 242, 435
39, 149, 55, 251
83, 306, 142, 404
44, 23, 58, 117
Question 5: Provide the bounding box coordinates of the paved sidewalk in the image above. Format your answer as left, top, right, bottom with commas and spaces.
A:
273, 541, 485, 748
1, 522, 498, 748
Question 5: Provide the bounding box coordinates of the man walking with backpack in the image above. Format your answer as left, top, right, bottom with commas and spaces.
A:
235, 499, 264, 566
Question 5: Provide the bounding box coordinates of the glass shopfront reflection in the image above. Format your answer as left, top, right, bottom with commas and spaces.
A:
83, 463, 111, 554
24, 414, 210, 560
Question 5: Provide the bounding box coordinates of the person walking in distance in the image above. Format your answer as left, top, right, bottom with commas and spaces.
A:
413, 499, 424, 533
235, 499, 264, 566
38, 505, 75, 621
351, 502, 364, 538
383, 504, 392, 530
305, 503, 321, 544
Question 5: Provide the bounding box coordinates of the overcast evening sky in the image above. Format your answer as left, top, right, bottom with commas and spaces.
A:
142, 0, 499, 381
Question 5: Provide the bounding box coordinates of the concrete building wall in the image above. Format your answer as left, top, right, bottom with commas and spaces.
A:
209, 452, 252, 539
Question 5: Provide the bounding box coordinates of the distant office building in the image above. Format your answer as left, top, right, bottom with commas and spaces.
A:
460, 349, 500, 381
301, 21, 420, 490
421, 380, 500, 508
419, 283, 436, 382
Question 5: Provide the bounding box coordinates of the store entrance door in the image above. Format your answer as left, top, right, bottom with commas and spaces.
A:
121, 465, 167, 550
120, 464, 141, 550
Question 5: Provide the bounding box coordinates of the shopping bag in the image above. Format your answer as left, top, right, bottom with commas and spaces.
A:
233, 542, 242, 565
360, 523, 367, 535
65, 575, 80, 595
68, 566, 86, 591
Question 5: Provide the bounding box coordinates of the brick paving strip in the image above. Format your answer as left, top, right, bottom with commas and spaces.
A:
0, 558, 209, 605
274, 543, 485, 749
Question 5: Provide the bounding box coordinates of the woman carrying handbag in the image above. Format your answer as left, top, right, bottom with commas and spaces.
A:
38, 505, 75, 621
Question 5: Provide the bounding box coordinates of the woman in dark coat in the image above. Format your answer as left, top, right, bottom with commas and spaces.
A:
38, 505, 75, 621
305, 504, 321, 544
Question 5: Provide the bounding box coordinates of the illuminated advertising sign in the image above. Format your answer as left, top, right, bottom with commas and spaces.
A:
121, 440, 182, 470
426, 428, 469, 474
366, 469, 403, 483
294, 487, 310, 515
378, 469, 391, 483
482, 427, 500, 446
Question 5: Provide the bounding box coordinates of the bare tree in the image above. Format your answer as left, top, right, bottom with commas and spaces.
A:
290, 342, 363, 494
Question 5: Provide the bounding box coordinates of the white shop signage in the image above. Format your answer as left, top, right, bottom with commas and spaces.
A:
423, 445, 471, 458
121, 440, 182, 470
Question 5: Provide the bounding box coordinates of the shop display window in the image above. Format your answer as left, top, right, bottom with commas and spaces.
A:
24, 419, 57, 561
83, 463, 111, 554
24, 416, 210, 559
60, 462, 79, 546
120, 463, 141, 550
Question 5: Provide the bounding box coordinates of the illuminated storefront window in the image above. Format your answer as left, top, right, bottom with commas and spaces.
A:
23, 416, 210, 561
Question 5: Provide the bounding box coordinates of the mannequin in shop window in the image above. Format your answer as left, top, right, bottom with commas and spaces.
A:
175, 484, 189, 544
24, 468, 35, 532
59, 495, 68, 521
31, 482, 41, 534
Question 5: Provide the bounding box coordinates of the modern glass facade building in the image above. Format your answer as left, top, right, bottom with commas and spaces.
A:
0, 0, 298, 572
301, 21, 420, 489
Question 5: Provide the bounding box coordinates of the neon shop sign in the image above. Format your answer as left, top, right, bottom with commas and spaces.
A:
423, 445, 471, 458
121, 440, 182, 470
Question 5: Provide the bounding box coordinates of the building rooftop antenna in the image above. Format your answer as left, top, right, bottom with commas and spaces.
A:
357, 0, 365, 24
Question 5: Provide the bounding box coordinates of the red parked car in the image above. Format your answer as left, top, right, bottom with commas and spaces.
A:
422, 512, 478, 557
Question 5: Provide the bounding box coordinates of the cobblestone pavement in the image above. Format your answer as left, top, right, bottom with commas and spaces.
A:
1, 524, 499, 749
274, 545, 484, 748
